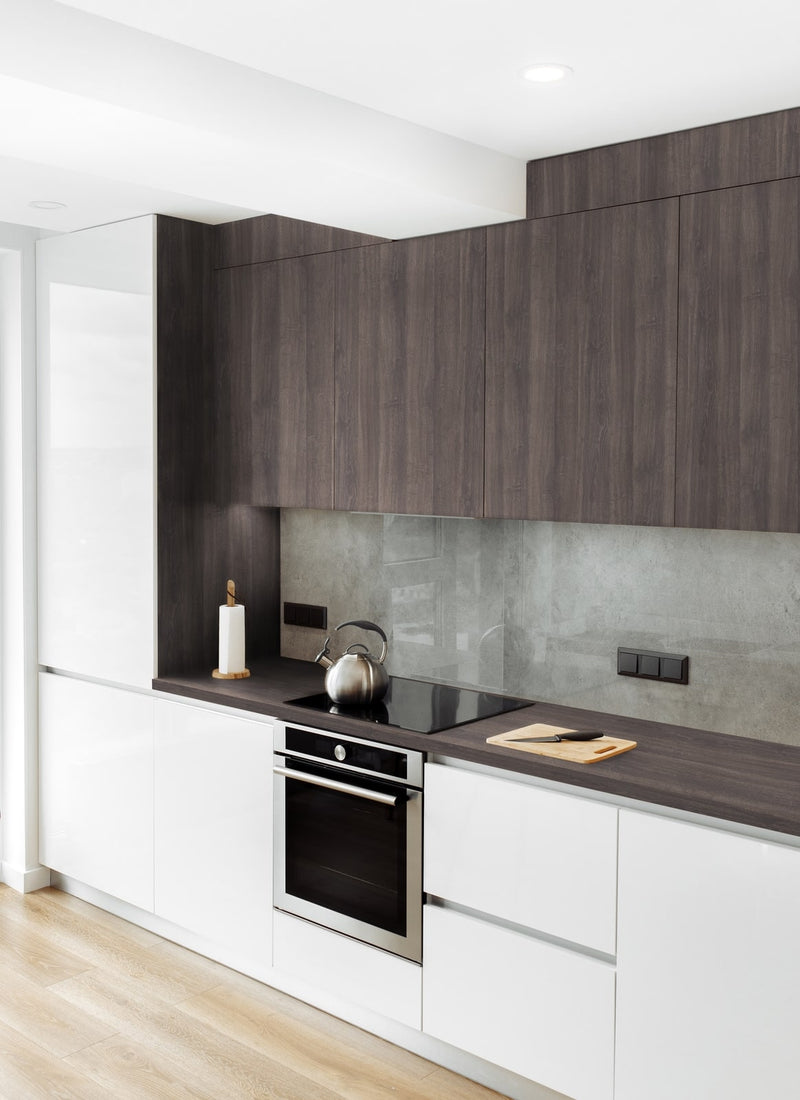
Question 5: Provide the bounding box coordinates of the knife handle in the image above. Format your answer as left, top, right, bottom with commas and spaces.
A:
561, 731, 604, 741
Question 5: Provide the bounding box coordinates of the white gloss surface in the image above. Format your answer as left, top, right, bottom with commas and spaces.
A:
154, 699, 272, 963
616, 810, 800, 1099
37, 215, 155, 687
424, 763, 618, 954
423, 905, 614, 1100
38, 672, 154, 911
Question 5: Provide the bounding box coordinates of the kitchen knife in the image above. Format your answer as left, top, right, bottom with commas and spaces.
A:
513, 730, 605, 743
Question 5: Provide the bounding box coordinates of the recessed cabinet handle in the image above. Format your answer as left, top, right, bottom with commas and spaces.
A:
272, 765, 398, 806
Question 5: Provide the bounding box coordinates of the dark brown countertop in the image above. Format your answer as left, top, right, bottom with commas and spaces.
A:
154, 657, 800, 839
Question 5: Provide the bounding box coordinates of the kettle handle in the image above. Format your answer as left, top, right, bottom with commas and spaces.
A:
335, 620, 388, 665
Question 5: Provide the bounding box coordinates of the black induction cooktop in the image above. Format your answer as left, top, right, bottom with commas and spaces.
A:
286, 677, 533, 735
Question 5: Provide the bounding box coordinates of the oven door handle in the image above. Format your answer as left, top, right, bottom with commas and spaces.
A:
273, 765, 400, 806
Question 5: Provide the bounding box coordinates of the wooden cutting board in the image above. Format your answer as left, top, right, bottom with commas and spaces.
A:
487, 723, 637, 764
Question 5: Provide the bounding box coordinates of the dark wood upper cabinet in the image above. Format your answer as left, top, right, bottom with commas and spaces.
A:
485, 200, 679, 525
527, 107, 800, 218
677, 179, 800, 532
334, 229, 486, 516
215, 251, 335, 509
215, 213, 387, 269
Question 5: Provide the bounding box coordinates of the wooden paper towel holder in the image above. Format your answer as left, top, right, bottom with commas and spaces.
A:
212, 580, 251, 680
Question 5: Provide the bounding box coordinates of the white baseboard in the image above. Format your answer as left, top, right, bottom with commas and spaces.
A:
1, 863, 52, 893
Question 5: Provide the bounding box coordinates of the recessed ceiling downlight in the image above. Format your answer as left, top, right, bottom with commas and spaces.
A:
523, 63, 573, 84
28, 200, 67, 211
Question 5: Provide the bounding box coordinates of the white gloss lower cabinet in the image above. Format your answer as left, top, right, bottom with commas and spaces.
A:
424, 763, 618, 954
616, 811, 800, 1100
154, 700, 273, 965
39, 672, 154, 911
423, 906, 615, 1100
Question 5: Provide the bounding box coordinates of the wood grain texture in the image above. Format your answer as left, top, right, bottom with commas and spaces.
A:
156, 216, 281, 675
485, 199, 679, 525
0, 886, 502, 1100
216, 252, 335, 509
156, 215, 217, 676
215, 213, 387, 269
156, 654, 800, 838
677, 178, 800, 532
157, 216, 216, 508
335, 228, 486, 516
528, 106, 800, 218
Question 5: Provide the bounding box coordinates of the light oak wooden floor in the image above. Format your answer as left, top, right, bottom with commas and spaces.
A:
0, 885, 505, 1099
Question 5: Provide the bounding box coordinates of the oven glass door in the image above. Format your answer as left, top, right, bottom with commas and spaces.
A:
274, 754, 422, 961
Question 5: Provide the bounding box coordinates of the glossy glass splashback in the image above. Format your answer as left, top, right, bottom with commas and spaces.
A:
281, 510, 512, 690
281, 509, 800, 745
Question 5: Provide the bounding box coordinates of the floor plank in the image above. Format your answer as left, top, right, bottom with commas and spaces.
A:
0, 1018, 110, 1100
64, 1034, 224, 1100
0, 909, 91, 987
0, 959, 115, 1059
54, 968, 350, 1100
0, 886, 508, 1099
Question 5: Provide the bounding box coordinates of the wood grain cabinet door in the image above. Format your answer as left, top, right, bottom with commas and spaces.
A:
677, 178, 800, 532
216, 251, 335, 509
334, 229, 485, 517
485, 199, 679, 525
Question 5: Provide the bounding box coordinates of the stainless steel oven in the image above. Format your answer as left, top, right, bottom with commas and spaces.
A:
273, 720, 424, 963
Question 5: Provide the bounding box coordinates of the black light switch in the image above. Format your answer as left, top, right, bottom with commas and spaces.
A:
617, 647, 689, 685
639, 653, 660, 678
617, 649, 638, 675
660, 656, 689, 683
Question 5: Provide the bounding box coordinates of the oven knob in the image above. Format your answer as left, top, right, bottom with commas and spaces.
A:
334, 744, 347, 762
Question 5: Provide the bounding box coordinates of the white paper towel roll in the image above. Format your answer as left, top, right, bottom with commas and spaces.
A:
218, 603, 246, 674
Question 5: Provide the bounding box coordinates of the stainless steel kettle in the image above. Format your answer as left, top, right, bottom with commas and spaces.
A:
314, 619, 389, 705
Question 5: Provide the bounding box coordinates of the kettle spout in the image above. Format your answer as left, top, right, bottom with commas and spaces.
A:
314, 637, 334, 670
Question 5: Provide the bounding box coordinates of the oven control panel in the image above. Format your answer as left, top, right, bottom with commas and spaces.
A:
276, 722, 423, 787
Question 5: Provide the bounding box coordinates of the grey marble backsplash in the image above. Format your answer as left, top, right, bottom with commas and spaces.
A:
280, 510, 800, 745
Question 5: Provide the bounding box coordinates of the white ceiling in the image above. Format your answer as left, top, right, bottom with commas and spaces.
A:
2, 0, 800, 238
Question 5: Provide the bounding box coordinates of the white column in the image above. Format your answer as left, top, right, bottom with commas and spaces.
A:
0, 222, 49, 892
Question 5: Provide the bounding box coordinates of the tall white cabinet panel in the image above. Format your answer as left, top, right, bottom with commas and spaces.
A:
423, 906, 615, 1100
39, 672, 154, 910
616, 810, 800, 1100
424, 763, 618, 953
37, 216, 155, 688
154, 700, 273, 965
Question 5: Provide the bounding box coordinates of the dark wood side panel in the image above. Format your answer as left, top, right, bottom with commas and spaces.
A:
157, 216, 215, 506
216, 253, 335, 509
677, 179, 800, 532
528, 107, 800, 218
485, 200, 679, 525
157, 216, 280, 674
157, 216, 214, 675
334, 229, 485, 517
215, 213, 387, 269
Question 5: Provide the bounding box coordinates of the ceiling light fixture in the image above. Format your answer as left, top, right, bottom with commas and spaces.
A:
28, 200, 67, 211
523, 63, 573, 84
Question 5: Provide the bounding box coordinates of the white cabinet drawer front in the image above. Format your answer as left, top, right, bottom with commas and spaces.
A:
39, 673, 154, 911
273, 911, 421, 1030
616, 810, 800, 1100
423, 906, 614, 1100
424, 763, 617, 953
154, 700, 273, 964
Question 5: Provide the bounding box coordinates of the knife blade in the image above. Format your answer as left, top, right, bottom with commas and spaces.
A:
512, 730, 605, 743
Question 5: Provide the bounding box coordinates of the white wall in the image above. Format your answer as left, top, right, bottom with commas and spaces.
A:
0, 221, 49, 891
